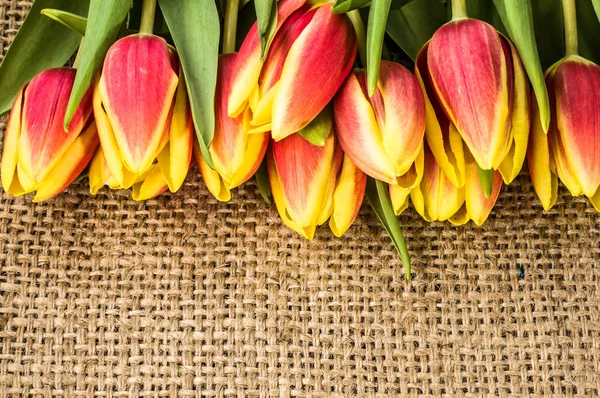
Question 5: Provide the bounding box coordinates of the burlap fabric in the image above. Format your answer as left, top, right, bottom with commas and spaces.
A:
1, 2, 599, 397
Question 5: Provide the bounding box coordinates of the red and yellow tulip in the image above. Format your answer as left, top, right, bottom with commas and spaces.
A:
267, 126, 366, 239
333, 60, 426, 189
198, 53, 269, 202
228, 0, 357, 141
1, 67, 98, 202
89, 34, 194, 201
417, 17, 530, 185
527, 56, 600, 211
409, 144, 502, 226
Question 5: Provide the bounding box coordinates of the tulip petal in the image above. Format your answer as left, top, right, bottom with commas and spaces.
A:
498, 38, 530, 184
329, 154, 366, 237
334, 71, 396, 183
464, 151, 502, 226
33, 122, 99, 202
428, 19, 509, 170
100, 34, 178, 174
554, 58, 600, 197
131, 163, 169, 201
228, 0, 306, 118
199, 156, 231, 202
272, 4, 357, 140
271, 131, 336, 233
2, 88, 24, 195
415, 44, 465, 188
389, 186, 410, 216
527, 96, 558, 210
18, 68, 93, 184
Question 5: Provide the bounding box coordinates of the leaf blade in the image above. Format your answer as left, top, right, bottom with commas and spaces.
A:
255, 0, 277, 59
40, 9, 87, 36
159, 0, 220, 168
366, 0, 391, 95
64, 0, 132, 130
0, 0, 90, 115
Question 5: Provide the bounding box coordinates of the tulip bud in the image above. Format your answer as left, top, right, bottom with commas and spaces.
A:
420, 18, 530, 184
90, 34, 194, 201
528, 56, 600, 210
267, 126, 366, 239
334, 61, 426, 188
410, 144, 502, 226
228, 0, 357, 141
198, 53, 268, 202
1, 67, 98, 202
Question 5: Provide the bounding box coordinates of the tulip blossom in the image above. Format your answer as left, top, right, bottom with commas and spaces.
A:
90, 34, 194, 201
1, 67, 98, 202
334, 61, 426, 189
228, 0, 357, 141
198, 53, 268, 202
527, 57, 600, 210
410, 145, 502, 226
267, 126, 366, 239
417, 17, 530, 185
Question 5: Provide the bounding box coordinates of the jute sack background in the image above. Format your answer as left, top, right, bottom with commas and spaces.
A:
0, 1, 599, 397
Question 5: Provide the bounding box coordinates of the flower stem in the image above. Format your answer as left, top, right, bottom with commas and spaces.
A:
451, 0, 468, 20
223, 0, 240, 54
347, 10, 367, 67
561, 0, 579, 57
139, 0, 157, 35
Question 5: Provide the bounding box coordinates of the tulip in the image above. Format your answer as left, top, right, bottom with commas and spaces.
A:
410, 144, 502, 226
228, 0, 357, 141
198, 53, 269, 202
267, 125, 366, 239
90, 34, 194, 201
527, 56, 600, 211
1, 67, 98, 202
417, 17, 530, 185
333, 61, 426, 189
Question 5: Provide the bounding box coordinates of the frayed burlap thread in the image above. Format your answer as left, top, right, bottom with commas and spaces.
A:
0, 1, 599, 397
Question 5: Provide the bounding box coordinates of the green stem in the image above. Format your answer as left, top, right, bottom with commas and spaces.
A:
347, 10, 367, 67
139, 0, 157, 34
451, 0, 468, 20
223, 0, 240, 54
561, 0, 579, 57
477, 164, 493, 199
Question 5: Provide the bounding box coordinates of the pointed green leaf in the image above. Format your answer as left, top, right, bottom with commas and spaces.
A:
0, 0, 90, 115
476, 165, 493, 198
332, 0, 371, 14
366, 0, 391, 96
159, 0, 220, 169
366, 178, 411, 276
41, 9, 87, 35
298, 106, 332, 147
386, 0, 446, 60
64, 0, 132, 130
255, 160, 272, 205
255, 0, 277, 59
593, 0, 600, 22
493, 0, 550, 132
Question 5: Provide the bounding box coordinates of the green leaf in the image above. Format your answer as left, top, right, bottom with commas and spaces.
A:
41, 9, 87, 35
494, 0, 550, 132
476, 165, 493, 198
366, 178, 411, 277
0, 0, 90, 115
64, 0, 132, 130
390, 0, 413, 10
386, 0, 446, 60
159, 0, 220, 168
298, 106, 332, 147
577, 0, 600, 65
593, 0, 600, 22
332, 0, 371, 14
255, 160, 272, 205
255, 0, 277, 59
366, 0, 392, 96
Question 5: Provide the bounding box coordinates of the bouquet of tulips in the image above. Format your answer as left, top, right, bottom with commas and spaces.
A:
1, 0, 599, 276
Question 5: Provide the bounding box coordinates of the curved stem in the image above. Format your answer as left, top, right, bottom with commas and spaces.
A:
223, 0, 240, 54
347, 10, 367, 67
451, 0, 468, 20
139, 0, 157, 34
562, 0, 579, 57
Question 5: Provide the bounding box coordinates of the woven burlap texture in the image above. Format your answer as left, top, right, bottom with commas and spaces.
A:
1, 2, 599, 397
